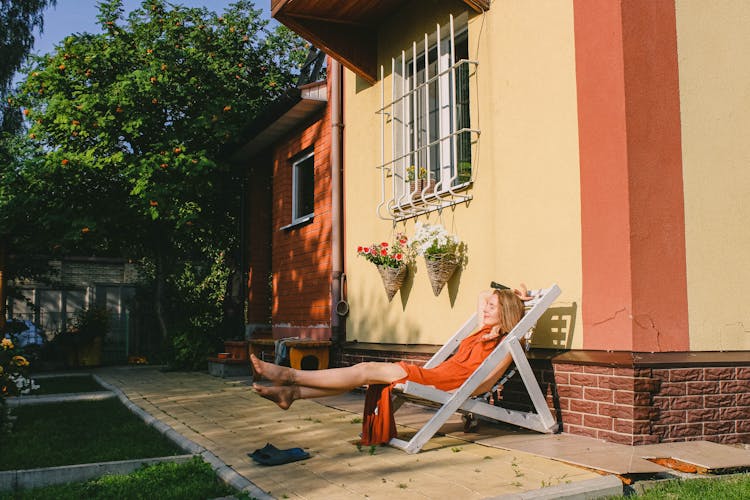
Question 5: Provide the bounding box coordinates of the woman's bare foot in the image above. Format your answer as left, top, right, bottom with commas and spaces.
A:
250, 354, 296, 385
252, 384, 299, 410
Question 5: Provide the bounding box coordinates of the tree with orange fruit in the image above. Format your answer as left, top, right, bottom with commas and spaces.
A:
4, 0, 306, 365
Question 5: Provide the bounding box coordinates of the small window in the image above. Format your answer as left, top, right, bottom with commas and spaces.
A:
292, 151, 315, 224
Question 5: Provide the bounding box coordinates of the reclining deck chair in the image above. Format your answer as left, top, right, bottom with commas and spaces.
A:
389, 283, 561, 454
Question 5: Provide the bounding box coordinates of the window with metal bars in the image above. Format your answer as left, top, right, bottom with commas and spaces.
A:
376, 14, 479, 221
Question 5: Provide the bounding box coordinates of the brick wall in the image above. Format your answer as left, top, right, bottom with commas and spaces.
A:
243, 69, 335, 339
271, 110, 332, 332
535, 363, 660, 445
337, 346, 436, 368
651, 366, 750, 444
60, 259, 142, 286
503, 358, 750, 446
270, 76, 333, 337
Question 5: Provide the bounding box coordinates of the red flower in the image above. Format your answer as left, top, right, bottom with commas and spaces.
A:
399, 238, 407, 245
395, 253, 403, 260
363, 247, 370, 254
381, 242, 388, 247
357, 246, 363, 252
381, 249, 387, 256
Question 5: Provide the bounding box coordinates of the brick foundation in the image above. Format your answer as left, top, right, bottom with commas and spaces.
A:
336, 346, 750, 446
507, 353, 750, 445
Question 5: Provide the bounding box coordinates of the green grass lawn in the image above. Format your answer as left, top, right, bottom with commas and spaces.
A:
609, 473, 750, 499
0, 399, 182, 470
0, 456, 241, 500
31, 374, 104, 395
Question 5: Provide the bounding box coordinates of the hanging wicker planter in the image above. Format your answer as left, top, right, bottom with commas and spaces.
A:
424, 254, 458, 296
376, 263, 408, 302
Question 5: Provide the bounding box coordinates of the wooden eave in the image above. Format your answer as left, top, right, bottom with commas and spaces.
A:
271, 0, 489, 84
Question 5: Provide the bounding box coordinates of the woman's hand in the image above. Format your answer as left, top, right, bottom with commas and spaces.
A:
514, 283, 533, 302
481, 325, 502, 341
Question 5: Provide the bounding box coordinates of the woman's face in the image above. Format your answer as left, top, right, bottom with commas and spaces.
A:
482, 293, 503, 327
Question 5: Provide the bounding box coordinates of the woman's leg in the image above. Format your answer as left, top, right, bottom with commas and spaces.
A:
250, 354, 407, 390
252, 384, 346, 410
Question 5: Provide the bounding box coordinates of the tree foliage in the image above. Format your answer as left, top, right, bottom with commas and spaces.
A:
6, 0, 306, 359
15, 0, 303, 249
0, 0, 56, 94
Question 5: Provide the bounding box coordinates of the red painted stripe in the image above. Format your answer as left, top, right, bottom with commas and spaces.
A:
574, 0, 689, 351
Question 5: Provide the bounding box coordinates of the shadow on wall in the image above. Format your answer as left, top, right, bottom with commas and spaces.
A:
347, 282, 430, 345
397, 250, 466, 309
499, 303, 578, 426
532, 303, 578, 351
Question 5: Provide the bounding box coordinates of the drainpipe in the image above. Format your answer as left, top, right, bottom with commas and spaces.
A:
330, 58, 344, 345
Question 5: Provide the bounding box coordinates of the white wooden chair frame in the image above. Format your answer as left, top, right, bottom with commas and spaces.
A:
389, 284, 561, 454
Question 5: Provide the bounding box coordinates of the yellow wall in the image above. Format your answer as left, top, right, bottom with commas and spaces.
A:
676, 1, 750, 351
343, 0, 583, 347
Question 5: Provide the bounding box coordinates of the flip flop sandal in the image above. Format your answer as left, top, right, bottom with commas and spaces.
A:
249, 442, 310, 466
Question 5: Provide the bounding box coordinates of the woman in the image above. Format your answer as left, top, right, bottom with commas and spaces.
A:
251, 287, 528, 411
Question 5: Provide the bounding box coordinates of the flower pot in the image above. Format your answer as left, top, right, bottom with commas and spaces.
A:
424, 254, 458, 296
409, 179, 437, 201
376, 264, 408, 302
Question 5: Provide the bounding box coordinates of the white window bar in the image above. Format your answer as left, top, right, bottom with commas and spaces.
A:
375, 14, 480, 222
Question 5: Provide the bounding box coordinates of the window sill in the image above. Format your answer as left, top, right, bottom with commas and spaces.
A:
280, 214, 314, 231
393, 181, 472, 211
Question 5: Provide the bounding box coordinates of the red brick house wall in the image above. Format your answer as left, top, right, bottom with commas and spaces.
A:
270, 83, 332, 340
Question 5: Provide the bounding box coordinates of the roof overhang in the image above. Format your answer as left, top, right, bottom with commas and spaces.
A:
231, 80, 327, 160
271, 0, 489, 84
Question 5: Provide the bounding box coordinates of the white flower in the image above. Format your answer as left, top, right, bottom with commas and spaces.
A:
411, 223, 461, 259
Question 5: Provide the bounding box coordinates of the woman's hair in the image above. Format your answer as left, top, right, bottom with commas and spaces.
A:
494, 289, 525, 334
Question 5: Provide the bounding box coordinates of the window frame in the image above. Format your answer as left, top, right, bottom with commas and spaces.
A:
287, 149, 315, 229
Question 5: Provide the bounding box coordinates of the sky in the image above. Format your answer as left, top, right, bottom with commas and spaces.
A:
31, 0, 274, 57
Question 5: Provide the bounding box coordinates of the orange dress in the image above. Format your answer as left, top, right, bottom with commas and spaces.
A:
394, 325, 501, 391
361, 325, 503, 445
